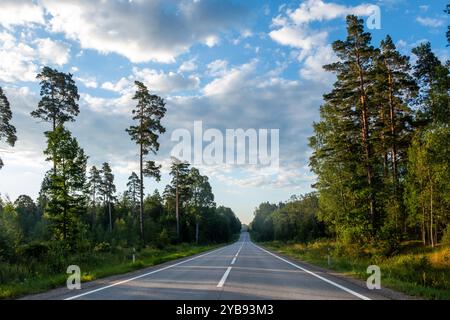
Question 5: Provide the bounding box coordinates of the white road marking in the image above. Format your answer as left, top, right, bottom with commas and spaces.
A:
219, 241, 243, 286
65, 245, 229, 300
252, 243, 371, 301
217, 266, 232, 288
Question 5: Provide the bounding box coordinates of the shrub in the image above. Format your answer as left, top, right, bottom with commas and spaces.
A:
94, 242, 111, 253
441, 224, 450, 246
18, 241, 50, 261
156, 229, 170, 249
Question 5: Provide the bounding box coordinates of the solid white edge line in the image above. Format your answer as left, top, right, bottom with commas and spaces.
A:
217, 266, 232, 288
252, 243, 371, 301
231, 257, 236, 265
64, 245, 229, 300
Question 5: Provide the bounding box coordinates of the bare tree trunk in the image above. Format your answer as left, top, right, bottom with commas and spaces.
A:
356, 56, 375, 229
92, 188, 96, 229
195, 220, 199, 244
108, 200, 112, 232
430, 182, 434, 248
422, 206, 426, 245
175, 168, 180, 240
139, 142, 144, 241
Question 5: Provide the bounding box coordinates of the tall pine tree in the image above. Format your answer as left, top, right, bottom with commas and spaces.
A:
99, 162, 116, 232
87, 166, 102, 228
126, 172, 141, 217
31, 67, 79, 173
310, 15, 379, 241
42, 125, 87, 244
126, 81, 166, 241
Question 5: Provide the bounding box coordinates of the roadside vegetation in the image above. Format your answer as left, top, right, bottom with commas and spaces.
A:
250, 13, 450, 300
0, 242, 224, 299
263, 240, 450, 300
0, 67, 241, 299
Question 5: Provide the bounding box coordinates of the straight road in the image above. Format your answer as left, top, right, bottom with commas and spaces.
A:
25, 232, 392, 300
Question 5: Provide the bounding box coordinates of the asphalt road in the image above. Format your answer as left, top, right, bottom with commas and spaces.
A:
25, 232, 395, 300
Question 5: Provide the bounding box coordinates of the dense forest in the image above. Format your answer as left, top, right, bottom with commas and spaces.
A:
0, 68, 241, 276
251, 15, 450, 254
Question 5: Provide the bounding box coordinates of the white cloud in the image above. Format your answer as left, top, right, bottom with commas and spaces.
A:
204, 35, 220, 48
287, 0, 375, 25
100, 68, 200, 96
416, 17, 445, 28
35, 38, 70, 66
39, 0, 246, 63
232, 29, 253, 45
75, 76, 98, 89
204, 60, 257, 96
269, 26, 328, 54
0, 32, 37, 82
134, 68, 200, 94
178, 58, 198, 72
206, 59, 229, 77
268, 0, 374, 84
0, 0, 44, 29
299, 45, 336, 84
81, 91, 133, 114
101, 77, 130, 93
0, 33, 71, 83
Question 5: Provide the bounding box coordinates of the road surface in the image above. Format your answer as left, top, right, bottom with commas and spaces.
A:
24, 232, 397, 300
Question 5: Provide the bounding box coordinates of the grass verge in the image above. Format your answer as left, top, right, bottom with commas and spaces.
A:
260, 240, 450, 300
0, 243, 223, 299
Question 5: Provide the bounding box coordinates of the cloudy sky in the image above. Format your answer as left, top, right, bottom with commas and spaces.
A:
0, 0, 448, 224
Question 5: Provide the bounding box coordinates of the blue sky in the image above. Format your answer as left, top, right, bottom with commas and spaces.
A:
0, 0, 448, 224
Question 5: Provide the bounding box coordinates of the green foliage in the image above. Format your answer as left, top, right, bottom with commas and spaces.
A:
93, 242, 111, 253
307, 16, 449, 246
157, 229, 170, 249
31, 66, 80, 128
250, 194, 324, 243
442, 224, 450, 246
41, 125, 88, 245
0, 86, 17, 169
264, 240, 450, 299
404, 125, 450, 246
126, 81, 167, 240
18, 241, 50, 261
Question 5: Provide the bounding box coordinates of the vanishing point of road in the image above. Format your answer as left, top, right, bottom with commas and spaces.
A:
24, 232, 397, 300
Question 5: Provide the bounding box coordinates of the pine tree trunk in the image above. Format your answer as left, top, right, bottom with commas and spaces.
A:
196, 220, 199, 244
422, 206, 426, 245
52, 117, 56, 175
140, 142, 144, 241
357, 59, 375, 229
176, 169, 179, 240
430, 182, 434, 248
108, 200, 112, 232
92, 188, 96, 229
387, 72, 399, 189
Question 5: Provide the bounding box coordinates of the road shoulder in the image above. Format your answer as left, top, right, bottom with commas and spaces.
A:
256, 243, 419, 300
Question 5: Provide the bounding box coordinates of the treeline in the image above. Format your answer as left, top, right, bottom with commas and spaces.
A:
0, 67, 240, 264
251, 193, 325, 243
251, 15, 449, 251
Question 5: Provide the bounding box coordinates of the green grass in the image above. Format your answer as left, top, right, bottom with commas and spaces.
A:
0, 243, 223, 299
260, 240, 450, 300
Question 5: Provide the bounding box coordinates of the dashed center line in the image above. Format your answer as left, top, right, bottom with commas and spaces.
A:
217, 240, 245, 288
217, 266, 232, 288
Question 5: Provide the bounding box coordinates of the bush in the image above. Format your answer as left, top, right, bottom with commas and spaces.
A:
156, 229, 170, 249
18, 241, 50, 261
441, 224, 450, 246
94, 242, 111, 253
